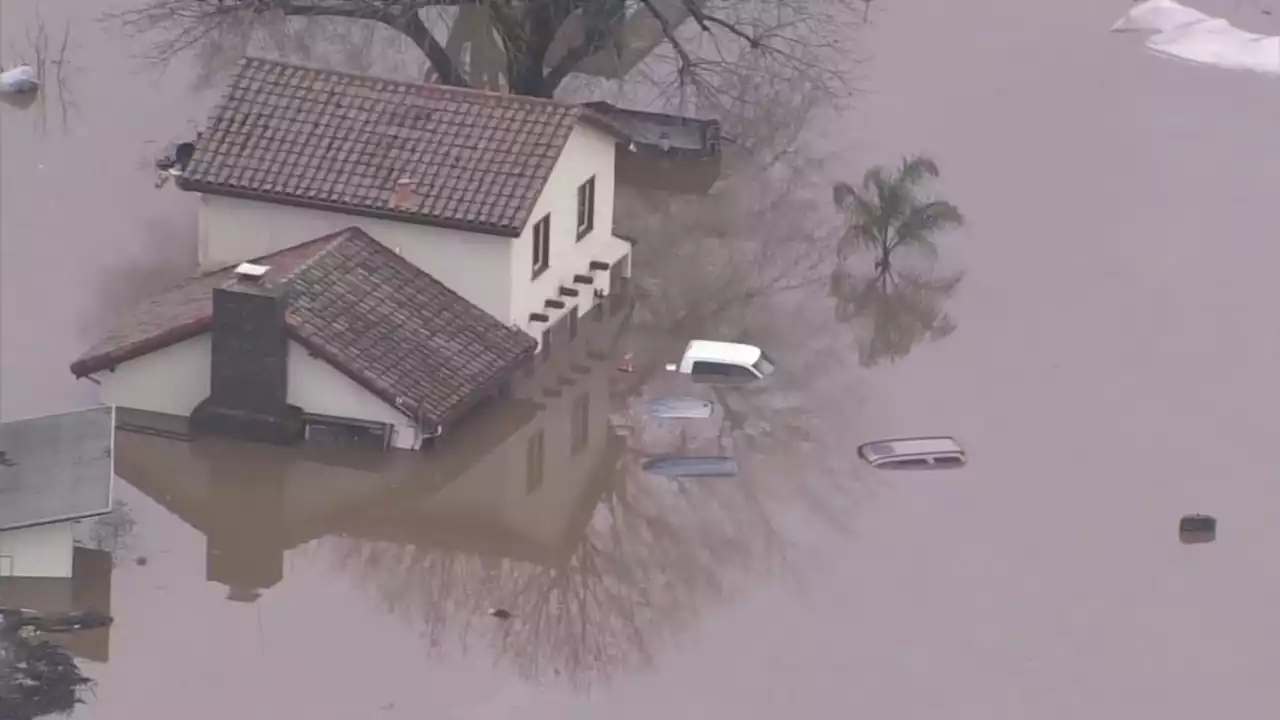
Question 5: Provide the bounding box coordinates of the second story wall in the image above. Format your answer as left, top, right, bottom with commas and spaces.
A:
510, 124, 621, 335
197, 196, 514, 324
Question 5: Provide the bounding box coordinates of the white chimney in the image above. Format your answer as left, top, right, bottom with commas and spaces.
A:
234, 262, 270, 282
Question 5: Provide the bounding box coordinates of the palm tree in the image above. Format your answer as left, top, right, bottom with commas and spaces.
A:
831, 155, 965, 272
829, 264, 962, 367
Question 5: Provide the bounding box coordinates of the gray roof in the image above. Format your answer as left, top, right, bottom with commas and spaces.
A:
0, 406, 116, 532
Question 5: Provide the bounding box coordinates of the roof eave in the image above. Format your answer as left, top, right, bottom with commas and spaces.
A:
70, 318, 214, 378
175, 179, 525, 238
433, 343, 539, 430
577, 109, 633, 144
0, 507, 114, 534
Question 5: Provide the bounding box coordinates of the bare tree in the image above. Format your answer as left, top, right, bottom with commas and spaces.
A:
106, 0, 857, 99
8, 11, 80, 135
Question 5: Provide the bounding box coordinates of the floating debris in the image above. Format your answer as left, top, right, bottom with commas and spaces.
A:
0, 65, 39, 95
1179, 513, 1216, 544
488, 608, 512, 620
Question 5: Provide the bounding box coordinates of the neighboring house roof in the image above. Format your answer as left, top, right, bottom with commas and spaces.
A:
0, 406, 115, 532
70, 228, 538, 428
583, 101, 724, 156
178, 57, 627, 237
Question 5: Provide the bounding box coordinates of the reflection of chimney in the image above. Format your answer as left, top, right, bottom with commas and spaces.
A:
391, 177, 419, 210
204, 456, 287, 601
190, 268, 305, 445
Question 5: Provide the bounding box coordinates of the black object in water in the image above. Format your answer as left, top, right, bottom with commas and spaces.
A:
1179, 514, 1216, 544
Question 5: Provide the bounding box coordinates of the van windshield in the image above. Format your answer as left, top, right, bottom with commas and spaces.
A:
752, 352, 777, 377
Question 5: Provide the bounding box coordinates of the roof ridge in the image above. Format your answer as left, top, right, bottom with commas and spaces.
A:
238, 55, 585, 115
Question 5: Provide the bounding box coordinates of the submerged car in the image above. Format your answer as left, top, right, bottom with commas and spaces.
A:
645, 397, 716, 419
664, 340, 776, 383
642, 455, 740, 478
857, 437, 966, 470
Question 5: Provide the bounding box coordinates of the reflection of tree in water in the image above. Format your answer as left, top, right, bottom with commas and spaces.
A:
4, 10, 80, 135
327, 432, 808, 689
0, 610, 111, 720
829, 264, 962, 368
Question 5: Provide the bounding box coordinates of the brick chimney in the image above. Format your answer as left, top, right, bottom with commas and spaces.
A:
391, 177, 419, 210
190, 266, 305, 445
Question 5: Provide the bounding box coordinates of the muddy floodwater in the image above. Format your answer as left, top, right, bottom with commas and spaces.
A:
5, 0, 1280, 717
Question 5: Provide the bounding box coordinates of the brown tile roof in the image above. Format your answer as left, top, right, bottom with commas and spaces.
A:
178, 57, 626, 236
71, 228, 537, 427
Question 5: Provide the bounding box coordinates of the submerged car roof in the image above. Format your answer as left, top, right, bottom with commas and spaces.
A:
684, 340, 763, 365
860, 437, 964, 460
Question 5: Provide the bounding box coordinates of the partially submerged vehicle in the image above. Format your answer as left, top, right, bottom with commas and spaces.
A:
665, 340, 776, 384
642, 455, 739, 478
1179, 513, 1216, 544
857, 437, 966, 470
645, 396, 715, 419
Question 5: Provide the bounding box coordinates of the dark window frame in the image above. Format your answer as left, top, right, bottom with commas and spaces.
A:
532, 214, 551, 278
576, 176, 596, 240
568, 306, 579, 341
526, 430, 546, 493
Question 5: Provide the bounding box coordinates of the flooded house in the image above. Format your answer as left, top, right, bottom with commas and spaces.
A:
0, 406, 116, 579
75, 56, 643, 449
584, 101, 725, 195
109, 305, 630, 601
70, 228, 538, 450
175, 57, 635, 335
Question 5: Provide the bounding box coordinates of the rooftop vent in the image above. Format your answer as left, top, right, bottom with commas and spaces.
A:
234, 262, 270, 282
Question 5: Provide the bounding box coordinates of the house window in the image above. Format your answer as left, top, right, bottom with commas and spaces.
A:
570, 393, 589, 455
532, 214, 551, 278
541, 328, 552, 361
576, 176, 596, 240
526, 430, 546, 493
568, 307, 579, 341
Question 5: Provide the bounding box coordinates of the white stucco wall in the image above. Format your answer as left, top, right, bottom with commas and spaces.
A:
97, 333, 212, 417
287, 341, 417, 450
194, 121, 632, 339
197, 195, 514, 323
511, 124, 630, 335
0, 522, 74, 578
93, 335, 417, 449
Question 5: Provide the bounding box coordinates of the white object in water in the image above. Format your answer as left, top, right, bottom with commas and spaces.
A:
0, 65, 39, 94
1111, 0, 1280, 77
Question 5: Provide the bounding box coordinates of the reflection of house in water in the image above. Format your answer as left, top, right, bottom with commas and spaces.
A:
114, 301, 631, 600
0, 547, 115, 662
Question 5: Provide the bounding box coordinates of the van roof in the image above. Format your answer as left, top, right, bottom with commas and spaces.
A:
859, 437, 964, 461
685, 340, 763, 365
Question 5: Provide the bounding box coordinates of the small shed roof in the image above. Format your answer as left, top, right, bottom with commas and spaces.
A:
0, 406, 116, 532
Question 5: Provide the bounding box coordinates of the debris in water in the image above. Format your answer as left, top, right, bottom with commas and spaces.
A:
1179, 513, 1216, 544
135, 555, 148, 566
0, 65, 39, 94
488, 608, 512, 620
